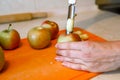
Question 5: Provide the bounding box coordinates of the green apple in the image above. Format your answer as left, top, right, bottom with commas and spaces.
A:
27, 26, 51, 49
0, 24, 21, 50
41, 20, 59, 40
57, 33, 81, 43
0, 46, 5, 71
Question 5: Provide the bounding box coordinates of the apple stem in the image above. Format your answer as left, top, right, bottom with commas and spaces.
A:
8, 24, 12, 31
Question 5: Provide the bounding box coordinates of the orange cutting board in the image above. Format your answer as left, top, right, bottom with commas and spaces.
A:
0, 27, 105, 80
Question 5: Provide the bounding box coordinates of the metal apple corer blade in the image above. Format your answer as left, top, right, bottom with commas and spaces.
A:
66, 0, 76, 34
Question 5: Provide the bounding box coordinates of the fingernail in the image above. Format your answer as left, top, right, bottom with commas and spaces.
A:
55, 43, 58, 48
62, 62, 65, 65
55, 56, 60, 61
62, 62, 67, 66
56, 50, 60, 55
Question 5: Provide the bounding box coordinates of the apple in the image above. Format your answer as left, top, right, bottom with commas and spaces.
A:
73, 31, 89, 40
0, 24, 21, 50
79, 34, 89, 40
0, 46, 5, 71
73, 30, 82, 35
41, 20, 59, 40
27, 26, 51, 49
57, 33, 81, 43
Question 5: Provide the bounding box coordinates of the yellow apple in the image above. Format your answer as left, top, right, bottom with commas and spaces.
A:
41, 20, 59, 40
27, 26, 51, 49
57, 33, 81, 43
0, 24, 21, 50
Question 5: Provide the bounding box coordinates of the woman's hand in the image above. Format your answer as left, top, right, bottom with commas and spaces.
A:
55, 40, 120, 72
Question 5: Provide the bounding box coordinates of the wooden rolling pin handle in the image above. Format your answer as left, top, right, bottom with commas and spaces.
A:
0, 12, 47, 24
32, 12, 47, 18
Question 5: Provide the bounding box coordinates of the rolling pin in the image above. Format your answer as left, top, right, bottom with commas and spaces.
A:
0, 12, 47, 24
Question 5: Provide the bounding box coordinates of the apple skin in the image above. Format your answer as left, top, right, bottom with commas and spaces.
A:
41, 20, 59, 40
0, 26, 20, 50
57, 33, 81, 43
27, 26, 51, 49
0, 46, 5, 71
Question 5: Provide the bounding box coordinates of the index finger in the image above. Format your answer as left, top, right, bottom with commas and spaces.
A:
55, 41, 91, 50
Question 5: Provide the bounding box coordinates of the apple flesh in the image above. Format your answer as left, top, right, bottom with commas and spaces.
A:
27, 26, 51, 49
0, 47, 5, 71
79, 34, 89, 40
0, 24, 20, 50
73, 31, 89, 40
41, 20, 59, 40
57, 33, 81, 43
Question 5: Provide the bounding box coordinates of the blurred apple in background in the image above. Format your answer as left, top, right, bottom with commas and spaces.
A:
0, 24, 21, 50
27, 26, 51, 49
57, 33, 81, 43
0, 46, 5, 72
41, 20, 59, 40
